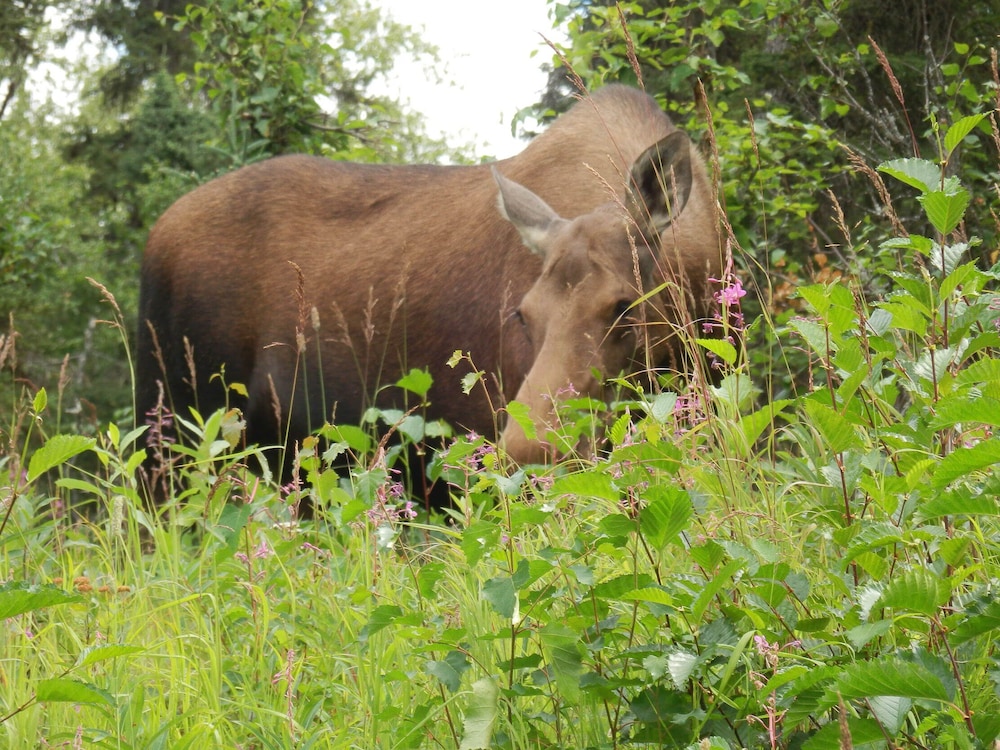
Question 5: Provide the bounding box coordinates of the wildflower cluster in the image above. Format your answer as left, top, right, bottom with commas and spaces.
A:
704, 259, 747, 369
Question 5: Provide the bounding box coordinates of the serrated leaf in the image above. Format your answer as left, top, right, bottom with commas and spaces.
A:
869, 695, 912, 735
919, 188, 969, 235
802, 400, 862, 453
876, 568, 950, 615
27, 434, 96, 482
878, 157, 940, 194
932, 439, 1000, 488
833, 657, 953, 702
639, 485, 691, 548
0, 582, 82, 619
948, 599, 1000, 645
36, 678, 114, 706
801, 716, 888, 750
458, 677, 499, 750
667, 650, 697, 690
944, 113, 988, 155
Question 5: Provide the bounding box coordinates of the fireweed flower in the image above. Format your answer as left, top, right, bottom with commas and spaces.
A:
705, 259, 747, 368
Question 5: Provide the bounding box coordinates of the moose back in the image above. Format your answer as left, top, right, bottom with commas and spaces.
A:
136, 84, 722, 482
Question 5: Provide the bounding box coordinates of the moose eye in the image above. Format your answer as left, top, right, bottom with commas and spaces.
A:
513, 308, 526, 327
613, 299, 634, 322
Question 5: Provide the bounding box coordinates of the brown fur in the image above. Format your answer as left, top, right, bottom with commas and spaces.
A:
136, 84, 722, 482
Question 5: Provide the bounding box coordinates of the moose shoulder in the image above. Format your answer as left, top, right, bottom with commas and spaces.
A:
136, 84, 722, 481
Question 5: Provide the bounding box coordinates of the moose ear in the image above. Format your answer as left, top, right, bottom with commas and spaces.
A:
627, 131, 694, 235
493, 167, 568, 259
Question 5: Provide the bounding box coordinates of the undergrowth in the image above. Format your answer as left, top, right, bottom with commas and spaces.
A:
4, 88, 1000, 750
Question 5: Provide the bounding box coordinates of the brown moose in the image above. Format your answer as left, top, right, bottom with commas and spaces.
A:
136, 84, 722, 486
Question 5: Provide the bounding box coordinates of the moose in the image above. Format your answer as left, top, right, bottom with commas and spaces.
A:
135, 84, 722, 492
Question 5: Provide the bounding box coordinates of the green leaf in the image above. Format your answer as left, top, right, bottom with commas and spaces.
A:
539, 623, 583, 702
36, 678, 114, 706
695, 337, 736, 365
875, 568, 950, 615
33, 387, 47, 413
78, 645, 145, 667
944, 113, 988, 155
932, 439, 1000, 488
27, 434, 96, 482
919, 188, 969, 236
458, 677, 499, 750
691, 559, 742, 622
504, 401, 536, 442
425, 650, 470, 693
833, 657, 953, 702
666, 650, 697, 690
359, 605, 404, 640
802, 399, 862, 453
878, 158, 940, 194
948, 599, 1000, 645
550, 470, 619, 502
639, 485, 691, 548
802, 716, 889, 750
396, 368, 433, 399
0, 582, 82, 619
482, 576, 516, 619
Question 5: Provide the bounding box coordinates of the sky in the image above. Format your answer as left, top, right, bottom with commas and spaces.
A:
374, 0, 563, 158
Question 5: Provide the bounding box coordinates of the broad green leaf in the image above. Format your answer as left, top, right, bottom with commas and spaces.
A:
458, 677, 499, 750
869, 694, 913, 735
929, 394, 1000, 429
802, 400, 862, 453
875, 568, 950, 615
739, 400, 793, 446
833, 657, 953, 702
801, 716, 889, 750
461, 520, 502, 566
666, 650, 697, 690
416, 562, 445, 599
944, 113, 988, 155
539, 623, 583, 703
878, 157, 940, 194
0, 582, 82, 620
504, 401, 536, 442
620, 587, 674, 606
27, 434, 96, 482
919, 188, 969, 236
948, 600, 1000, 645
788, 317, 832, 356
695, 337, 736, 365
482, 576, 516, 619
550, 470, 619, 502
639, 485, 691, 548
359, 605, 404, 640
78, 645, 145, 667
691, 559, 742, 622
396, 368, 433, 398
36, 678, 114, 706
932, 439, 1000, 488
425, 650, 470, 693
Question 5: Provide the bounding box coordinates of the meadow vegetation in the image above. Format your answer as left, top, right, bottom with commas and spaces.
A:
4, 1, 1000, 748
